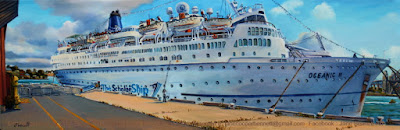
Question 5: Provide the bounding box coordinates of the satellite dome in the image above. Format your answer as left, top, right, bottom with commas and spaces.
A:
192, 6, 199, 14
167, 7, 173, 15
176, 2, 189, 14
207, 8, 213, 15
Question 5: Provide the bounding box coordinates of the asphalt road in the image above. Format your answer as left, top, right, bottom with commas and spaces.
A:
0, 95, 199, 130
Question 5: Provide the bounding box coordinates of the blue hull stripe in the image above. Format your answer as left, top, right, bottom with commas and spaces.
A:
181, 91, 366, 98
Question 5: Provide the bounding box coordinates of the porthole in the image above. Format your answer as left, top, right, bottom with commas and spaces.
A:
149, 69, 152, 71
270, 66, 274, 69
185, 66, 188, 70
174, 97, 177, 99
250, 79, 254, 82
297, 79, 300, 83
247, 65, 251, 69
293, 66, 296, 69
227, 81, 230, 84
322, 66, 325, 69
253, 51, 256, 56
273, 79, 276, 83
299, 99, 303, 102
179, 84, 183, 87
257, 100, 261, 103
291, 99, 294, 102
216, 81, 219, 85
141, 69, 144, 71
285, 79, 289, 82
245, 100, 248, 103
197, 98, 201, 101
315, 79, 318, 82
160, 68, 164, 71
309, 99, 312, 102
318, 98, 322, 102
205, 82, 208, 85
192, 83, 195, 86
280, 99, 283, 103
153, 68, 156, 71
233, 99, 237, 103
221, 98, 224, 102
260, 79, 264, 82
184, 97, 187, 100
257, 66, 261, 69
211, 66, 214, 69
312, 66, 315, 69
192, 55, 196, 59
305, 79, 309, 83
167, 67, 170, 70
170, 84, 173, 88
232, 65, 236, 69
281, 66, 285, 69
174, 67, 177, 70
210, 98, 214, 101
238, 80, 242, 84
222, 66, 226, 69
268, 99, 271, 103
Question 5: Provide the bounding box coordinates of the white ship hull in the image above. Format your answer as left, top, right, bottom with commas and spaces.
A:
55, 57, 388, 116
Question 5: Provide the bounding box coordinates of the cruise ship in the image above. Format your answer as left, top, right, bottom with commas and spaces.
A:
51, 1, 389, 117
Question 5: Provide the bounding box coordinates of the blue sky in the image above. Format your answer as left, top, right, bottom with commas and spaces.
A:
5, 0, 400, 74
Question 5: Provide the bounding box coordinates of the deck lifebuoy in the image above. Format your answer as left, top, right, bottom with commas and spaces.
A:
212, 34, 217, 39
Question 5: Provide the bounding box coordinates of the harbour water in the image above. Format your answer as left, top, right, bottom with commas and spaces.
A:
18, 76, 60, 85
362, 96, 400, 119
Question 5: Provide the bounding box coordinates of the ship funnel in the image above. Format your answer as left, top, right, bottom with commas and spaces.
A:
108, 10, 123, 32
192, 6, 199, 14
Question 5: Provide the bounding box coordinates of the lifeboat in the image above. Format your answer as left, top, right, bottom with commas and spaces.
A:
167, 14, 204, 32
139, 17, 165, 35
203, 18, 232, 30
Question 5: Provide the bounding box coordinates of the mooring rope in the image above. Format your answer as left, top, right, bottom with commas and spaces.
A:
318, 62, 364, 117
269, 60, 307, 113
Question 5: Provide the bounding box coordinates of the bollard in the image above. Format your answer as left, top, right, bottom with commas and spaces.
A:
377, 116, 385, 124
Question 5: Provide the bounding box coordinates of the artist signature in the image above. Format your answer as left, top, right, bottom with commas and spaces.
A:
11, 122, 30, 127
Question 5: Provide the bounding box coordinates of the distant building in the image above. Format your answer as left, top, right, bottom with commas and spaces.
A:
381, 69, 400, 94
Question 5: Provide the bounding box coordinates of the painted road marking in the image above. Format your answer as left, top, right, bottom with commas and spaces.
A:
47, 96, 100, 130
32, 97, 64, 130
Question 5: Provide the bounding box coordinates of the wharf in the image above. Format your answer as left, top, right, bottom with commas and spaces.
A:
81, 91, 400, 129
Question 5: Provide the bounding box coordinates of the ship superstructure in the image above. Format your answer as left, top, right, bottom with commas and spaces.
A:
51, 1, 389, 117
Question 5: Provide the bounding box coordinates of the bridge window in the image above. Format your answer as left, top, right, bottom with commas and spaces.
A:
233, 52, 236, 56
207, 43, 210, 49
248, 39, 252, 46
267, 39, 271, 47
234, 40, 238, 47
243, 39, 248, 46
255, 27, 259, 35
222, 41, 226, 48
251, 27, 255, 35
258, 38, 262, 46
239, 39, 243, 46
254, 38, 258, 46
259, 28, 263, 35
248, 27, 251, 35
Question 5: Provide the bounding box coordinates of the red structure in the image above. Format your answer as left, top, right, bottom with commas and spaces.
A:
0, 0, 19, 111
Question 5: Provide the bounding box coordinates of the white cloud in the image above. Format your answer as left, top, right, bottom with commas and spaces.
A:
359, 48, 375, 58
386, 46, 400, 59
270, 0, 304, 15
312, 2, 336, 20
35, 0, 153, 33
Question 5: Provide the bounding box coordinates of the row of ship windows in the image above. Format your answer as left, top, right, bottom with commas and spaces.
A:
57, 65, 377, 73
192, 97, 321, 104
248, 27, 281, 37
120, 41, 226, 55
234, 38, 271, 47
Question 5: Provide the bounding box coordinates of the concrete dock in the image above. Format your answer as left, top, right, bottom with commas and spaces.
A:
0, 94, 198, 130
81, 91, 400, 129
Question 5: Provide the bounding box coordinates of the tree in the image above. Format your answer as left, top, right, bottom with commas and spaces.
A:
26, 69, 33, 77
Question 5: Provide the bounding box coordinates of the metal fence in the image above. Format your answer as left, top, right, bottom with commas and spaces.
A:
18, 85, 81, 97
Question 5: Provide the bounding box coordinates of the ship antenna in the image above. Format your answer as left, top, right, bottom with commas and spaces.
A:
270, 0, 365, 58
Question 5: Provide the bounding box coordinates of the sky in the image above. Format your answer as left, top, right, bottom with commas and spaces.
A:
4, 0, 400, 74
